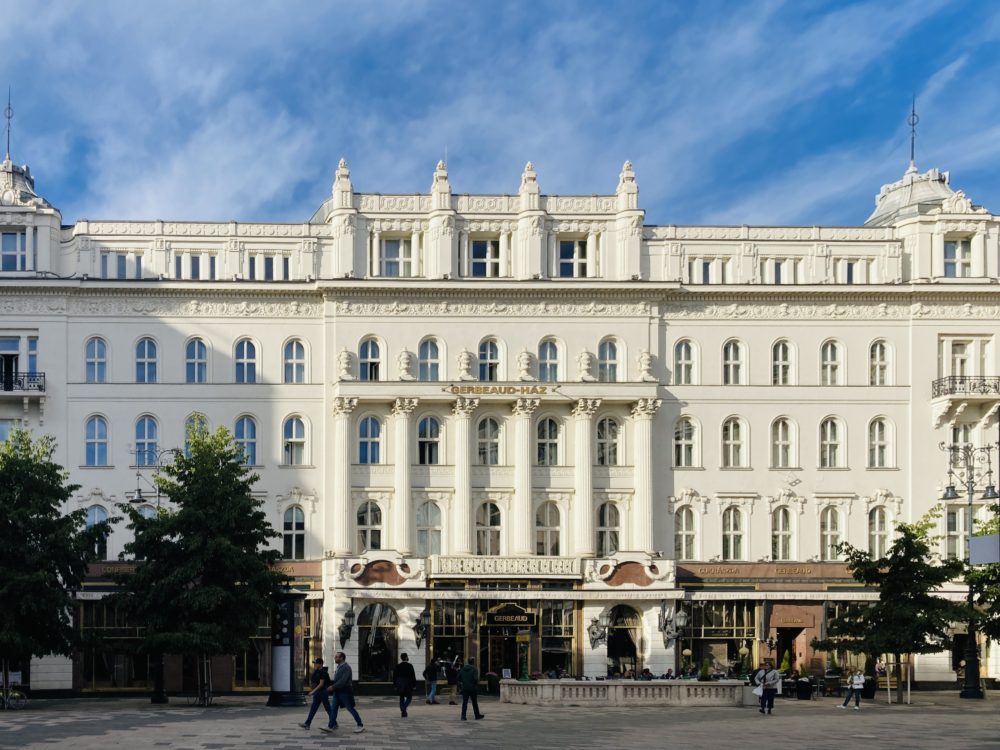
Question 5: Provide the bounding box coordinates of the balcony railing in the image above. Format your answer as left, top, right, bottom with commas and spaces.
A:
0, 371, 45, 393
932, 376, 1000, 398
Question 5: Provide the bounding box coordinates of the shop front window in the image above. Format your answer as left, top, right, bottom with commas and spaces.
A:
541, 601, 575, 676
77, 602, 149, 690
357, 603, 398, 683
676, 602, 757, 678
605, 604, 642, 678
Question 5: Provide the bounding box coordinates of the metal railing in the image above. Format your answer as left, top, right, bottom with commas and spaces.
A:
0, 372, 45, 393
932, 376, 1000, 398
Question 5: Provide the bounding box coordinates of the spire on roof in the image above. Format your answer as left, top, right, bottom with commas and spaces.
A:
907, 96, 919, 174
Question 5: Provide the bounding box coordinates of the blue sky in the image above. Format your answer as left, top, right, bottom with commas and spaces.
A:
5, 0, 1000, 226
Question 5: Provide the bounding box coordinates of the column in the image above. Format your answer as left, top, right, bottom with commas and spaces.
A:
126, 251, 137, 280
460, 231, 469, 277
586, 231, 598, 278
392, 397, 419, 555
972, 232, 986, 277
932, 232, 945, 278
631, 398, 662, 554
370, 228, 381, 277
451, 397, 479, 555
410, 230, 421, 276
330, 397, 358, 556
572, 399, 601, 556
499, 231, 510, 277
510, 398, 540, 556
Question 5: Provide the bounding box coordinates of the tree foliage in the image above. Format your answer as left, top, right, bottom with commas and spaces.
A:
0, 428, 109, 669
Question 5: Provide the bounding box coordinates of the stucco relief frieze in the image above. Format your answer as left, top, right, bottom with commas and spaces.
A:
60, 297, 321, 318
334, 300, 651, 317
464, 219, 514, 233
647, 225, 893, 242
456, 195, 519, 214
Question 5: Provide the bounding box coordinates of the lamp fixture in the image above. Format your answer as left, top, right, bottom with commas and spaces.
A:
338, 605, 356, 648
942, 484, 960, 501
588, 610, 612, 649
413, 607, 431, 649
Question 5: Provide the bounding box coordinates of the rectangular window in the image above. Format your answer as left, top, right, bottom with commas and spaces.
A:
944, 239, 972, 278
845, 261, 855, 284
471, 239, 500, 278
282, 255, 290, 279
701, 261, 711, 284
27, 337, 37, 374
720, 259, 729, 284
248, 256, 256, 279
558, 240, 587, 278
774, 261, 782, 285
0, 418, 14, 442
100, 253, 109, 279
135, 255, 143, 279
209, 255, 216, 280
174, 255, 182, 279
381, 239, 413, 277
190, 255, 201, 280
116, 254, 127, 279
264, 256, 274, 281
1, 231, 26, 271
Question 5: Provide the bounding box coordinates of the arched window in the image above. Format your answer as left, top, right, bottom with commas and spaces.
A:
772, 340, 791, 385
536, 417, 560, 466
476, 502, 501, 555
235, 339, 257, 384
418, 339, 440, 381
359, 416, 382, 464
868, 507, 889, 557
135, 337, 157, 383
722, 506, 743, 561
416, 501, 442, 557
85, 416, 109, 466
86, 337, 107, 384
596, 417, 620, 466
606, 605, 643, 676
674, 339, 694, 385
86, 505, 109, 560
597, 502, 620, 556
771, 418, 793, 469
868, 418, 889, 468
418, 416, 440, 465
134, 416, 158, 467
673, 417, 696, 467
184, 412, 208, 457
771, 507, 792, 561
598, 339, 619, 383
538, 339, 559, 382
357, 501, 382, 551
869, 340, 889, 385
476, 417, 500, 466
185, 338, 208, 384
357, 604, 398, 683
821, 341, 842, 385
820, 506, 840, 560
283, 339, 306, 383
535, 501, 560, 556
675, 506, 695, 560
283, 416, 306, 466
722, 417, 745, 468
235, 415, 257, 465
359, 338, 380, 382
722, 340, 744, 385
282, 506, 305, 560
478, 338, 500, 382
820, 417, 841, 468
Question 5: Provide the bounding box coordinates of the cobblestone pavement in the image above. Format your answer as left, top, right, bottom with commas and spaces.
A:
1, 692, 998, 750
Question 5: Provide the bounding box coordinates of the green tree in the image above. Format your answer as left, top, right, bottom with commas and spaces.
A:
0, 428, 109, 694
110, 426, 286, 704
779, 649, 791, 673
812, 510, 966, 703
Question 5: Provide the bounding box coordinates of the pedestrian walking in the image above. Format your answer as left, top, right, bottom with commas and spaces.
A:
839, 669, 866, 711
423, 656, 441, 704
393, 653, 417, 717
299, 658, 332, 729
322, 651, 365, 734
445, 656, 460, 705
753, 661, 780, 715
459, 656, 485, 721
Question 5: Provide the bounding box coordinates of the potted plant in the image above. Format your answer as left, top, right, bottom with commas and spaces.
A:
698, 657, 713, 682
779, 649, 792, 675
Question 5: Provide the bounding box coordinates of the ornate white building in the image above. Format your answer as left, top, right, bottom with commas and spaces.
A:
2, 148, 998, 693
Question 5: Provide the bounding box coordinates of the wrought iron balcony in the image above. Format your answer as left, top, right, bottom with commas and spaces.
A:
0, 371, 46, 393
932, 376, 1000, 398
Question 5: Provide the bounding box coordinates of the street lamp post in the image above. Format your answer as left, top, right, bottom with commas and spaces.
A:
940, 440, 999, 700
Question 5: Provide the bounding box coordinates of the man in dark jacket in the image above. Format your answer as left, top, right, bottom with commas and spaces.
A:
299, 658, 332, 729
393, 653, 417, 717
322, 651, 364, 734
423, 656, 440, 704
458, 657, 485, 721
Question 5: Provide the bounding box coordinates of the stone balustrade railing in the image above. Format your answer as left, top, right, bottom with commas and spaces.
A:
500, 679, 746, 707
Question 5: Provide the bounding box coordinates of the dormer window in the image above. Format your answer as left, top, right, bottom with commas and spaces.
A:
558, 240, 588, 278
1, 230, 26, 272
381, 238, 414, 277
944, 239, 971, 278
471, 239, 501, 278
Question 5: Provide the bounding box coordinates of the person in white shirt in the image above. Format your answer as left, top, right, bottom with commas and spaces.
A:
753, 662, 781, 715
839, 669, 866, 710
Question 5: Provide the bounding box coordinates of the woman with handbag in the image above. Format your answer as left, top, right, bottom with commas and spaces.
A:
393, 653, 417, 717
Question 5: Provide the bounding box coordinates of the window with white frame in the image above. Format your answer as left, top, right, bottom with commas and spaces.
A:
722, 506, 743, 561
476, 417, 500, 466
944, 239, 972, 278
722, 340, 743, 385
558, 239, 588, 278
674, 339, 694, 385
820, 506, 840, 560
596, 417, 620, 466
135, 338, 157, 383
478, 338, 500, 381
359, 338, 380, 382
416, 501, 442, 556
235, 339, 257, 384
380, 238, 414, 277
1, 230, 27, 271
418, 416, 440, 465
283, 506, 305, 560
418, 339, 440, 381
868, 418, 889, 468
470, 239, 501, 278
772, 340, 791, 385
86, 505, 109, 559
359, 416, 382, 464
235, 415, 258, 465
722, 417, 745, 468
869, 340, 889, 385
820, 341, 842, 385
535, 501, 561, 555
951, 423, 972, 447
536, 417, 559, 466
538, 339, 559, 382
185, 338, 208, 384
85, 416, 109, 466
357, 501, 382, 551
868, 507, 889, 557
283, 339, 306, 383
476, 502, 501, 555
771, 418, 793, 468
283, 416, 306, 465
771, 507, 792, 561
819, 417, 842, 468
674, 417, 696, 467
946, 505, 974, 559
86, 337, 108, 384
675, 506, 695, 560
597, 502, 620, 556
597, 339, 618, 382
134, 415, 158, 467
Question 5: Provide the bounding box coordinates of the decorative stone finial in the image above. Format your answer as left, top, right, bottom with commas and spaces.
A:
519, 161, 539, 211
331, 157, 354, 207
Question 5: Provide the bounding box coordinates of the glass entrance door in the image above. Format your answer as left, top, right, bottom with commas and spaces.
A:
481, 628, 518, 678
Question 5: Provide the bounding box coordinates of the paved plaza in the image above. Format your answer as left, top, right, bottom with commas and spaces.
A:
1, 692, 998, 750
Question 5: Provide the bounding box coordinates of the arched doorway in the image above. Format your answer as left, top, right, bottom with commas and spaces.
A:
357, 603, 398, 683
606, 605, 642, 677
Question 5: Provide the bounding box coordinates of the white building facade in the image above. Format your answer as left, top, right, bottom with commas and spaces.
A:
2, 151, 998, 693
